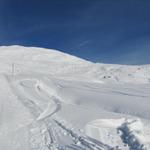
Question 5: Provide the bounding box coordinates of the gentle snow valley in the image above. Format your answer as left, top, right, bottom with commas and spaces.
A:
0, 45, 150, 150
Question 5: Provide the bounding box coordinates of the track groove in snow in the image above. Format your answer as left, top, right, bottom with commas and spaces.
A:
5, 75, 112, 150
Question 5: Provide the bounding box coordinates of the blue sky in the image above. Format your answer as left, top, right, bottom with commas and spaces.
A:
0, 0, 150, 64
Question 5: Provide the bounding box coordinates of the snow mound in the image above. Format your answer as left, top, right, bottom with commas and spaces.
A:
85, 118, 150, 149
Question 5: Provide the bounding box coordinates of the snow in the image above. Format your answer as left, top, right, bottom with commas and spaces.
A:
0, 45, 150, 149
85, 118, 150, 149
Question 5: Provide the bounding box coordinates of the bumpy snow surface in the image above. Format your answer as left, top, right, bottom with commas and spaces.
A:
0, 45, 150, 150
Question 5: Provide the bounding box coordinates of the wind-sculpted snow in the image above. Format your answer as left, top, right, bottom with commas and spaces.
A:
86, 118, 150, 149
118, 119, 149, 150
1, 45, 150, 149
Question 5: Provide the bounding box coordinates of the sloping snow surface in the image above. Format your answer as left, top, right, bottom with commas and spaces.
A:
0, 45, 150, 150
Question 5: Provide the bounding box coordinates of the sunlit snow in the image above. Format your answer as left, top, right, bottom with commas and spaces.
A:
0, 45, 150, 150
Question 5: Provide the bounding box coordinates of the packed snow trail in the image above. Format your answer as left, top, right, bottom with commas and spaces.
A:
5, 74, 113, 150
3, 73, 150, 150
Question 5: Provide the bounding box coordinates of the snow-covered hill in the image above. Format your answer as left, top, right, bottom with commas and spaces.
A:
0, 45, 150, 150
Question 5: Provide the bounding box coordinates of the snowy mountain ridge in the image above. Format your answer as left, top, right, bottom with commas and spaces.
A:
0, 45, 150, 84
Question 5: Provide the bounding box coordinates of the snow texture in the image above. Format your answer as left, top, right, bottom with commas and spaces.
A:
0, 45, 150, 150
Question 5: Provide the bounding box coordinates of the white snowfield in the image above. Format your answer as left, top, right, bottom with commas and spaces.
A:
0, 45, 150, 150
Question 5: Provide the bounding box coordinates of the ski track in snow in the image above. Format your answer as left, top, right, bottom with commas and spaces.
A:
5, 75, 113, 150
3, 74, 150, 150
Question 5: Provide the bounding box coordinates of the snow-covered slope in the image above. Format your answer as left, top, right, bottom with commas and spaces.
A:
0, 45, 150, 150
1, 45, 150, 83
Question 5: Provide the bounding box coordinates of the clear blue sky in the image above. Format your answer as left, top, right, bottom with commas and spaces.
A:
0, 0, 150, 64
